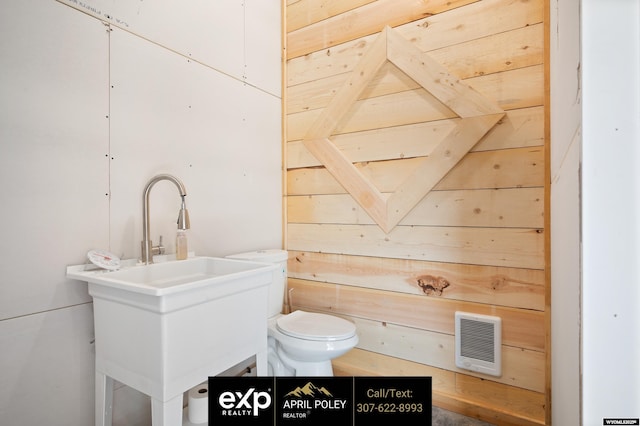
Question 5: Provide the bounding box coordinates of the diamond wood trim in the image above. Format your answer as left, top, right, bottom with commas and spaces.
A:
302, 26, 505, 233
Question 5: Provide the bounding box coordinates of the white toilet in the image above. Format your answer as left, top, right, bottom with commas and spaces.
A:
226, 249, 358, 376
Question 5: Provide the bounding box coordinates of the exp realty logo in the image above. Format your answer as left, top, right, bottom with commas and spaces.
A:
277, 377, 352, 425
209, 377, 275, 425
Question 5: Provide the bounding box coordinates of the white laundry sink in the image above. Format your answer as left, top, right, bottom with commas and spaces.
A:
67, 256, 274, 424
68, 256, 276, 312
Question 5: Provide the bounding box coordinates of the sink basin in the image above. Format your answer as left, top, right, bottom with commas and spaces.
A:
66, 255, 275, 419
67, 255, 276, 312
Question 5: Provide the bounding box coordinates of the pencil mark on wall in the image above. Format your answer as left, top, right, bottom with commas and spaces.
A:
61, 0, 130, 27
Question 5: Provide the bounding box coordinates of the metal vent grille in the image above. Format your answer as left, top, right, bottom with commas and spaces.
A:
455, 312, 502, 377
460, 318, 495, 362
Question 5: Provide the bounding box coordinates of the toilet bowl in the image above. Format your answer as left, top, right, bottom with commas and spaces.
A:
225, 249, 358, 376
268, 310, 358, 376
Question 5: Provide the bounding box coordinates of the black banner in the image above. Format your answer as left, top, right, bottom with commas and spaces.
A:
207, 376, 432, 426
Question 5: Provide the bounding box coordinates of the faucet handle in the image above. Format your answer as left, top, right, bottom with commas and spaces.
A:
157, 235, 165, 255
150, 235, 166, 257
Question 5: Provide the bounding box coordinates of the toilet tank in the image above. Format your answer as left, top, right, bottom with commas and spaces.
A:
225, 249, 288, 318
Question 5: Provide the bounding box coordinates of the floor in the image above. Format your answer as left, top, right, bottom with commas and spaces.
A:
432, 406, 496, 426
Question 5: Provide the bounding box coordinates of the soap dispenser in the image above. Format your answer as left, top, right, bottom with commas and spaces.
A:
176, 229, 188, 260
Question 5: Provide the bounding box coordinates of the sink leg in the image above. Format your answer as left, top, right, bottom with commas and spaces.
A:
95, 372, 113, 426
151, 394, 183, 426
256, 349, 268, 376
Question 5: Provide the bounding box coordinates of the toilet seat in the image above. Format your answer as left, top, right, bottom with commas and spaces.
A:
276, 310, 356, 341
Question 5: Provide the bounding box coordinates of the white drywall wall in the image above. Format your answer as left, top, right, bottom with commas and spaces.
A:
582, 0, 640, 422
550, 0, 582, 424
0, 0, 282, 424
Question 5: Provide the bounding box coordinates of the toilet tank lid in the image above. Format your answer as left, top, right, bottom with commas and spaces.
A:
226, 249, 288, 263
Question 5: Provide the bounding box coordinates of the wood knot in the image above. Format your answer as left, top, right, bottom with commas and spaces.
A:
491, 276, 507, 290
417, 275, 450, 296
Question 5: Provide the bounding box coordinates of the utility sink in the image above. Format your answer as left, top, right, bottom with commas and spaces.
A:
67, 256, 276, 312
67, 256, 275, 426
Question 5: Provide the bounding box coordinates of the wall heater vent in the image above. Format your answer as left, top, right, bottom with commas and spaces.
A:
455, 312, 502, 377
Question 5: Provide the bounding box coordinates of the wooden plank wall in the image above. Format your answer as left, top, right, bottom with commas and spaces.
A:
283, 0, 548, 424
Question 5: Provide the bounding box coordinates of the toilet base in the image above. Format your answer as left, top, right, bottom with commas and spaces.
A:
268, 338, 335, 376
287, 359, 333, 376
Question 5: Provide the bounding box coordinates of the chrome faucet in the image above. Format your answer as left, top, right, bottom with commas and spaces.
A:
141, 174, 190, 264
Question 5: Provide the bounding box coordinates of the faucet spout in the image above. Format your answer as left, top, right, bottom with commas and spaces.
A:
141, 174, 190, 264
